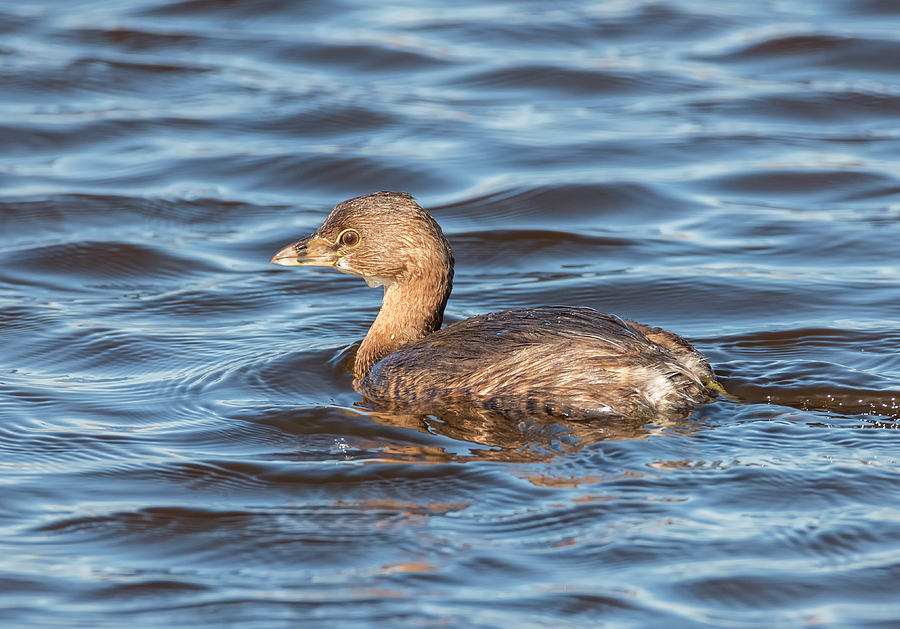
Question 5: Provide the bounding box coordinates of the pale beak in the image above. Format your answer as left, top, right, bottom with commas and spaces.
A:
270, 235, 338, 267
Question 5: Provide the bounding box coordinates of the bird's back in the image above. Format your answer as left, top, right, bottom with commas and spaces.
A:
356, 306, 717, 419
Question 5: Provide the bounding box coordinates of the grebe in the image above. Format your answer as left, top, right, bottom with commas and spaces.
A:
271, 191, 722, 419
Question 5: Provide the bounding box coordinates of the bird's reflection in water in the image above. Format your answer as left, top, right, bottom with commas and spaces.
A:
356, 401, 711, 464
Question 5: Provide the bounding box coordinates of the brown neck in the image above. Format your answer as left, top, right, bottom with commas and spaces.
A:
354, 268, 452, 379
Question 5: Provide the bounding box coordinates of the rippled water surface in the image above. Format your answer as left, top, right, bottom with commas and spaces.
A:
2, 0, 900, 627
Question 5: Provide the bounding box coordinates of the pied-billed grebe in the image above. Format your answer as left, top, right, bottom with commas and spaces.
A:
271, 191, 722, 419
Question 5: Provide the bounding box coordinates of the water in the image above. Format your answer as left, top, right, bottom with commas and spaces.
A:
2, 0, 900, 627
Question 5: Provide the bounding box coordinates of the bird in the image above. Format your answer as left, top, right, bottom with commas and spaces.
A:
271, 191, 723, 419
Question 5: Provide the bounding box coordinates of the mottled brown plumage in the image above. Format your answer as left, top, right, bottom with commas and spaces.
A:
271, 191, 721, 419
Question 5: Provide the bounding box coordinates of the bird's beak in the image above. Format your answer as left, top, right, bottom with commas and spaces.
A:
270, 235, 337, 267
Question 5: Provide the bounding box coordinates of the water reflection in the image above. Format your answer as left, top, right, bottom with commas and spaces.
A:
356, 404, 714, 464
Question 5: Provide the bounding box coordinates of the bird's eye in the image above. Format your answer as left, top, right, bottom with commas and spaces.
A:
339, 229, 361, 248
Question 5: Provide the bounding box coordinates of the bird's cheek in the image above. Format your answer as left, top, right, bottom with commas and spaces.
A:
335, 256, 352, 272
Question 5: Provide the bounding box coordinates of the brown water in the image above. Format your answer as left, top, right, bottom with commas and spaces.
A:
2, 1, 900, 627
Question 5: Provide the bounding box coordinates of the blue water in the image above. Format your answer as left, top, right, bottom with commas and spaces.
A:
1, 1, 900, 627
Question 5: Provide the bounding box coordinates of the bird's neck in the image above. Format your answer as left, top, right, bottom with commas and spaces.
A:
354, 268, 452, 379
